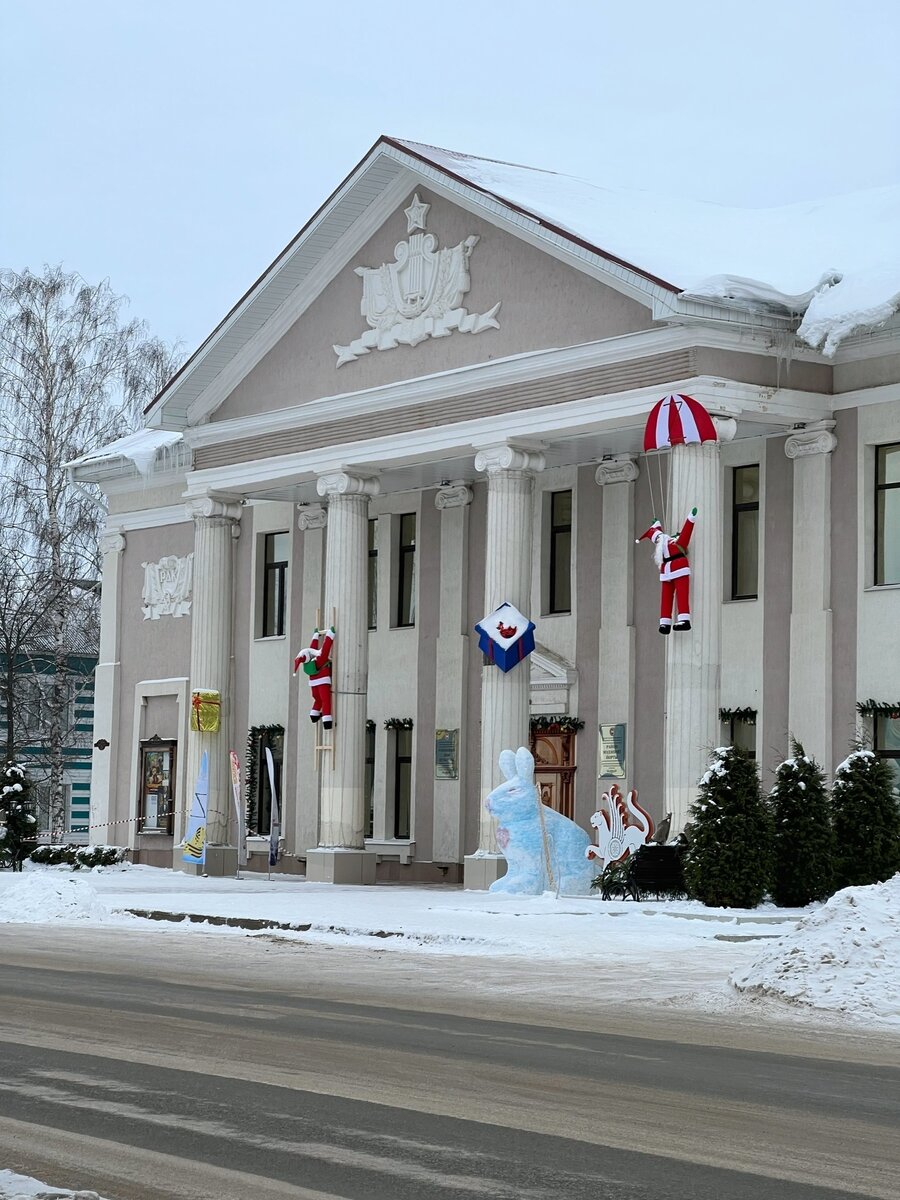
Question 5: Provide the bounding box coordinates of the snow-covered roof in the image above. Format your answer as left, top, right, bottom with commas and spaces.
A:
395, 139, 900, 356
66, 428, 185, 477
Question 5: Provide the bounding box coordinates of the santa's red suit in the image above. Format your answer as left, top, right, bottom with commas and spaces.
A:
293, 627, 335, 728
636, 509, 697, 634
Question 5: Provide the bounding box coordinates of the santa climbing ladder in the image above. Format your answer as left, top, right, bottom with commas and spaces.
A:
636, 508, 697, 634
293, 625, 335, 728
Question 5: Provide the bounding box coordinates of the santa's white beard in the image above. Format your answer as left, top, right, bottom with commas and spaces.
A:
653, 535, 669, 569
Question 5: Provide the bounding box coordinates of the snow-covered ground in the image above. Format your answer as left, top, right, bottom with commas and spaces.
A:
0, 864, 897, 1029
0, 1171, 105, 1200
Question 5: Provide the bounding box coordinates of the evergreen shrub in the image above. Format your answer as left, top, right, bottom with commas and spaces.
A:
769, 739, 835, 907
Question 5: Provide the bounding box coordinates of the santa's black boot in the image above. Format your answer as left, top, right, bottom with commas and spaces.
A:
673, 619, 692, 632
309, 712, 321, 724
659, 623, 671, 635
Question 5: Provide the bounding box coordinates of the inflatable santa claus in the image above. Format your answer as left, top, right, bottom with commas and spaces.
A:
293, 626, 335, 728
636, 508, 697, 634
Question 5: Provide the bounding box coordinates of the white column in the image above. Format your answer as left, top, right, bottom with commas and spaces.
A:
786, 420, 837, 767
432, 483, 472, 865
182, 494, 242, 870
294, 503, 327, 856
89, 527, 125, 846
305, 470, 379, 885
465, 444, 545, 890
664, 420, 734, 833
595, 456, 639, 789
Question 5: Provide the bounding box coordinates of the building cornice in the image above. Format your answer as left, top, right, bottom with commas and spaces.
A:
182, 376, 831, 500
184, 324, 828, 454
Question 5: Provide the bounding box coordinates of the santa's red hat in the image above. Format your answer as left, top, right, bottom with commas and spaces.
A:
635, 520, 663, 545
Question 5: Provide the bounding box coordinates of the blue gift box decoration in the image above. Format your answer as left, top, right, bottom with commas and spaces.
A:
475, 602, 536, 673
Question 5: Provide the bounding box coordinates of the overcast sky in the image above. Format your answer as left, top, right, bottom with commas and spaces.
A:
4, 0, 898, 350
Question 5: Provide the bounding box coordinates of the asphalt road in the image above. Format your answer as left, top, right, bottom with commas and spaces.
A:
0, 923, 897, 1200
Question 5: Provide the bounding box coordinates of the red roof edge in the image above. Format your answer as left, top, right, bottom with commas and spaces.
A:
382, 136, 682, 295
147, 135, 681, 418
144, 135, 392, 417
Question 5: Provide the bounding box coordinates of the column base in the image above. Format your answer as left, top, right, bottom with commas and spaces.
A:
463, 853, 508, 891
172, 846, 238, 877
305, 848, 376, 885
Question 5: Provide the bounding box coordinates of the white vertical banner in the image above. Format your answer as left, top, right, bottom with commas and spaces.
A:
265, 747, 280, 875
229, 750, 247, 869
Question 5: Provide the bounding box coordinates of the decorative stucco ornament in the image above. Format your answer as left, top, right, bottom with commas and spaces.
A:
333, 193, 501, 367
141, 553, 193, 620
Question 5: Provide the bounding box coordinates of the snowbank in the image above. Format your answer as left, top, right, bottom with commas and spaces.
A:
398, 140, 900, 354
0, 873, 111, 924
0, 1171, 104, 1200
731, 875, 900, 1022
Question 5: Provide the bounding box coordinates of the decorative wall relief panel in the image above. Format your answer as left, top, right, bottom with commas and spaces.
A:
334, 193, 501, 367
141, 553, 194, 620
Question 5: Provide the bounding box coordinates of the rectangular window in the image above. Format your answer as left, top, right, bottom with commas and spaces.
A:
367, 519, 378, 630
731, 465, 760, 599
549, 490, 572, 614
248, 726, 284, 836
261, 532, 289, 637
396, 513, 417, 627
365, 722, 376, 838
393, 727, 413, 838
724, 715, 756, 760
875, 444, 900, 586
875, 714, 900, 795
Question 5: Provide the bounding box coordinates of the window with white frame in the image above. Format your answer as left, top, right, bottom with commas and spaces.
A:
730, 465, 759, 600
547, 490, 572, 614
260, 532, 289, 637
367, 519, 378, 630
395, 513, 417, 628
874, 714, 900, 795
875, 444, 900, 585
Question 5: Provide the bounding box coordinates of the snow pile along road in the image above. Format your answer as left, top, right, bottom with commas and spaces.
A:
0, 873, 111, 924
0, 1170, 105, 1200
731, 875, 900, 1022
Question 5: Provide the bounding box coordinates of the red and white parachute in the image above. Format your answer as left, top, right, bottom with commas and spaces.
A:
643, 393, 718, 451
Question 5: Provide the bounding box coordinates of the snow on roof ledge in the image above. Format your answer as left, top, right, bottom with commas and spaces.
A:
67, 428, 184, 476
396, 140, 900, 354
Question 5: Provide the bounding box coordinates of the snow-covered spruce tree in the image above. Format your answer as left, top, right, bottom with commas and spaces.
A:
831, 748, 900, 890
0, 762, 37, 871
683, 745, 773, 908
768, 739, 835, 907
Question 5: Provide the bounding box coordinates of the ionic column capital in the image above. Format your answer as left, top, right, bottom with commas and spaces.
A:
316, 470, 380, 499
474, 443, 546, 476
435, 482, 473, 510
100, 528, 126, 555
595, 454, 639, 487
185, 493, 243, 522
785, 420, 837, 460
297, 503, 328, 530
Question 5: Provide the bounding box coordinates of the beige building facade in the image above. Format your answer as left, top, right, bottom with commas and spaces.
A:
71, 138, 900, 885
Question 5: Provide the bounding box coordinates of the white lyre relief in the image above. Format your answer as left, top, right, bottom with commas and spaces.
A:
141, 553, 194, 620
333, 193, 501, 367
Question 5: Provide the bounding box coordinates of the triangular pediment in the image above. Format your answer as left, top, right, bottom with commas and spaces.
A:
147, 137, 664, 431
530, 644, 577, 688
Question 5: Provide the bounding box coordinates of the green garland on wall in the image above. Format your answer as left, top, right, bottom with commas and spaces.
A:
245, 724, 285, 833
856, 699, 900, 717
719, 707, 757, 725
530, 715, 584, 733
383, 717, 414, 730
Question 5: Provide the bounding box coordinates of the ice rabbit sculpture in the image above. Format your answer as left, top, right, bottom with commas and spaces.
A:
485, 747, 596, 895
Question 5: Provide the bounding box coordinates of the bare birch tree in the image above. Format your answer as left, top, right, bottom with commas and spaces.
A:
0, 265, 182, 828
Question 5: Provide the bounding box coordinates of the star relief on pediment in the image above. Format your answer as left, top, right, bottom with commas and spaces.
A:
333, 193, 501, 367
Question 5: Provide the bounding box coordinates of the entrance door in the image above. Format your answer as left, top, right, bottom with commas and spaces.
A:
530, 727, 576, 820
